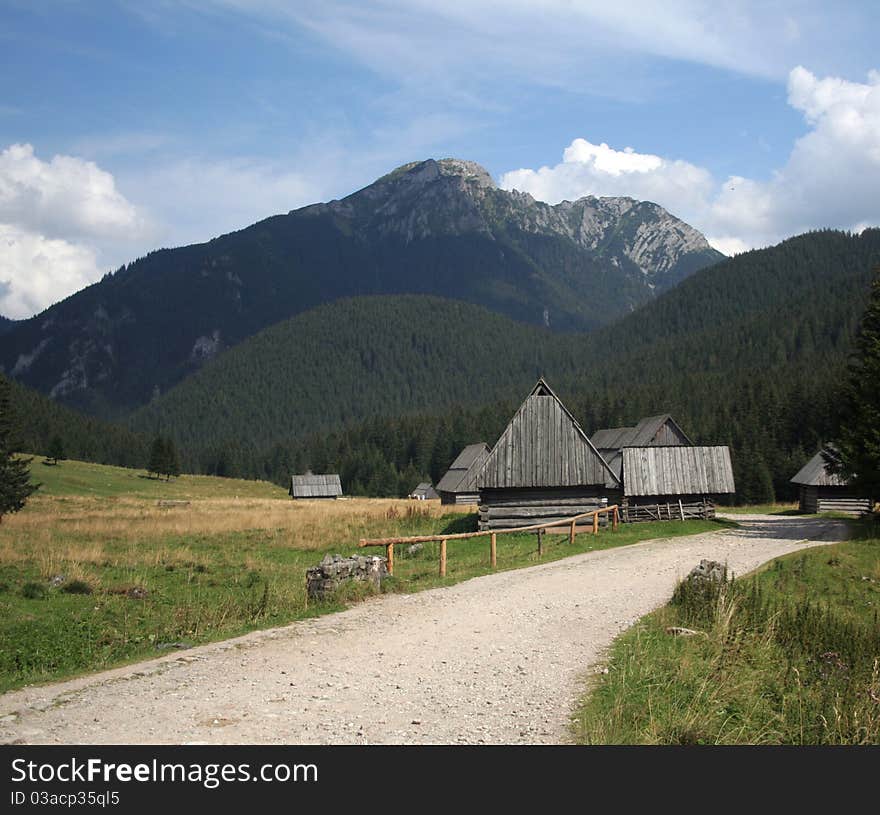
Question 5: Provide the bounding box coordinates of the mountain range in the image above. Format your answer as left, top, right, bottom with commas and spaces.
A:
0, 158, 722, 416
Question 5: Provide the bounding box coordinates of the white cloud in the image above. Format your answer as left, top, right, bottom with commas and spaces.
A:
502, 138, 714, 222
501, 67, 880, 252
0, 143, 144, 241
0, 225, 102, 319
0, 143, 147, 318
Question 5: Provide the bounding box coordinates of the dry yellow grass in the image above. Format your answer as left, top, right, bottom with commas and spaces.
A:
0, 494, 470, 571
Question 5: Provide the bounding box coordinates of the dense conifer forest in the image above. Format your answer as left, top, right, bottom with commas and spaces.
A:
6, 229, 878, 503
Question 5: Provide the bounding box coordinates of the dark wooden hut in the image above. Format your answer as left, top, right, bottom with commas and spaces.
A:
409, 482, 439, 500
289, 473, 343, 499
436, 442, 490, 505
591, 414, 692, 480
474, 379, 620, 530
790, 449, 873, 514
618, 446, 735, 521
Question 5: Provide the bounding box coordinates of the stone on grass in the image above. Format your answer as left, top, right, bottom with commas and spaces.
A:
307, 554, 388, 600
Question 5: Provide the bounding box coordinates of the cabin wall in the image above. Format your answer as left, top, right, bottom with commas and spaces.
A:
621, 495, 715, 522
478, 486, 609, 530
815, 486, 872, 514
439, 491, 480, 506
799, 485, 817, 513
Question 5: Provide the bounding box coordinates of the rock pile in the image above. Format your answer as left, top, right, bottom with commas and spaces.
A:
307, 554, 388, 600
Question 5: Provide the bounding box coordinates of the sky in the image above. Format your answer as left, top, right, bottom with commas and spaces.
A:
1, 1, 879, 319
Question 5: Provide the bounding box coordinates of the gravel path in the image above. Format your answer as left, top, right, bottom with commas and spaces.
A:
0, 514, 846, 745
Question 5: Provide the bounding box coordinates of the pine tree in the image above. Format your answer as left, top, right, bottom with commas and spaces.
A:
148, 436, 165, 479
47, 435, 65, 465
0, 377, 38, 521
162, 438, 181, 480
830, 269, 880, 498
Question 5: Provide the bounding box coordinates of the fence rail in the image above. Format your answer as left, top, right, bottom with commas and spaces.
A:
359, 505, 619, 577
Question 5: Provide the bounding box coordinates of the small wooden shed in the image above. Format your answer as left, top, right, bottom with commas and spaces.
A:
619, 446, 735, 521
409, 482, 439, 500
790, 449, 873, 514
474, 379, 620, 530
436, 442, 490, 505
591, 414, 692, 480
289, 473, 343, 499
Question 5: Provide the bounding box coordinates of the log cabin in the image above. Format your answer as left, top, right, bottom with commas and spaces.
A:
289, 472, 343, 499
436, 442, 490, 505
791, 449, 873, 514
474, 379, 620, 530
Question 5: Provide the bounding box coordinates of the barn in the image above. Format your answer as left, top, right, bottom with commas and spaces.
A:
618, 446, 735, 521
436, 442, 490, 505
474, 379, 620, 531
591, 415, 734, 520
591, 414, 692, 479
791, 449, 873, 514
289, 473, 343, 499
409, 482, 439, 500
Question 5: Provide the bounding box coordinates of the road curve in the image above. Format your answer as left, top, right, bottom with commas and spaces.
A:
0, 514, 846, 745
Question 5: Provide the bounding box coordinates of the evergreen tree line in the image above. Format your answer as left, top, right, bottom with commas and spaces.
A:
4, 229, 879, 505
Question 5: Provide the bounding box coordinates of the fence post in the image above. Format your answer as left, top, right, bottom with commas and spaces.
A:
569, 519, 576, 545
613, 506, 619, 531
439, 538, 447, 577
386, 542, 394, 576
592, 511, 599, 535
490, 533, 497, 568
537, 528, 544, 557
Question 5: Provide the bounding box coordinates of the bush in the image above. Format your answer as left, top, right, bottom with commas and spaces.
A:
61, 579, 93, 595
21, 582, 47, 599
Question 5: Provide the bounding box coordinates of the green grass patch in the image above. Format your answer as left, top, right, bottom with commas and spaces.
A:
23, 455, 288, 500
574, 518, 880, 745
721, 503, 800, 515
0, 505, 725, 693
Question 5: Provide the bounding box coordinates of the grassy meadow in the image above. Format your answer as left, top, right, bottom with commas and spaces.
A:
575, 518, 880, 745
0, 457, 728, 693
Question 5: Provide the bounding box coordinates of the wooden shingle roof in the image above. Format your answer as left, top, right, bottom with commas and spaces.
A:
436, 442, 490, 494
476, 379, 620, 490
622, 446, 735, 496
289, 473, 343, 498
790, 449, 849, 487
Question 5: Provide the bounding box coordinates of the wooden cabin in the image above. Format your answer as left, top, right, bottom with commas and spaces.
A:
289, 473, 343, 499
409, 482, 439, 500
474, 379, 620, 530
791, 449, 873, 514
618, 446, 735, 521
436, 442, 490, 505
591, 414, 692, 481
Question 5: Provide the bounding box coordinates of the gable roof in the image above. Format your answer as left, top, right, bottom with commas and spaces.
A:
590, 414, 693, 451
791, 449, 849, 487
436, 442, 490, 494
289, 473, 343, 498
476, 378, 620, 490
410, 482, 439, 499
622, 446, 735, 496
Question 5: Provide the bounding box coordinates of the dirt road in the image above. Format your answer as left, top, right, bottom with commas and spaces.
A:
0, 514, 846, 745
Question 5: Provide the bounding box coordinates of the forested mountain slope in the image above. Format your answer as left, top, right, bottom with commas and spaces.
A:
0, 158, 720, 416
2, 374, 148, 468
133, 229, 880, 502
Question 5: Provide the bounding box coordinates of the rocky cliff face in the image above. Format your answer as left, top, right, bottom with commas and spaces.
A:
0, 157, 722, 416
312, 158, 719, 289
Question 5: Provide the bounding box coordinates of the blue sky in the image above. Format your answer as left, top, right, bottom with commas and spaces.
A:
1, 1, 879, 318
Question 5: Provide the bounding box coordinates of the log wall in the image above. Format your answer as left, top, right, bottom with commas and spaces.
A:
478, 487, 611, 530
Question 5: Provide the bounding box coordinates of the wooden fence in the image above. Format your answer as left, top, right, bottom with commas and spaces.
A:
359, 505, 619, 577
